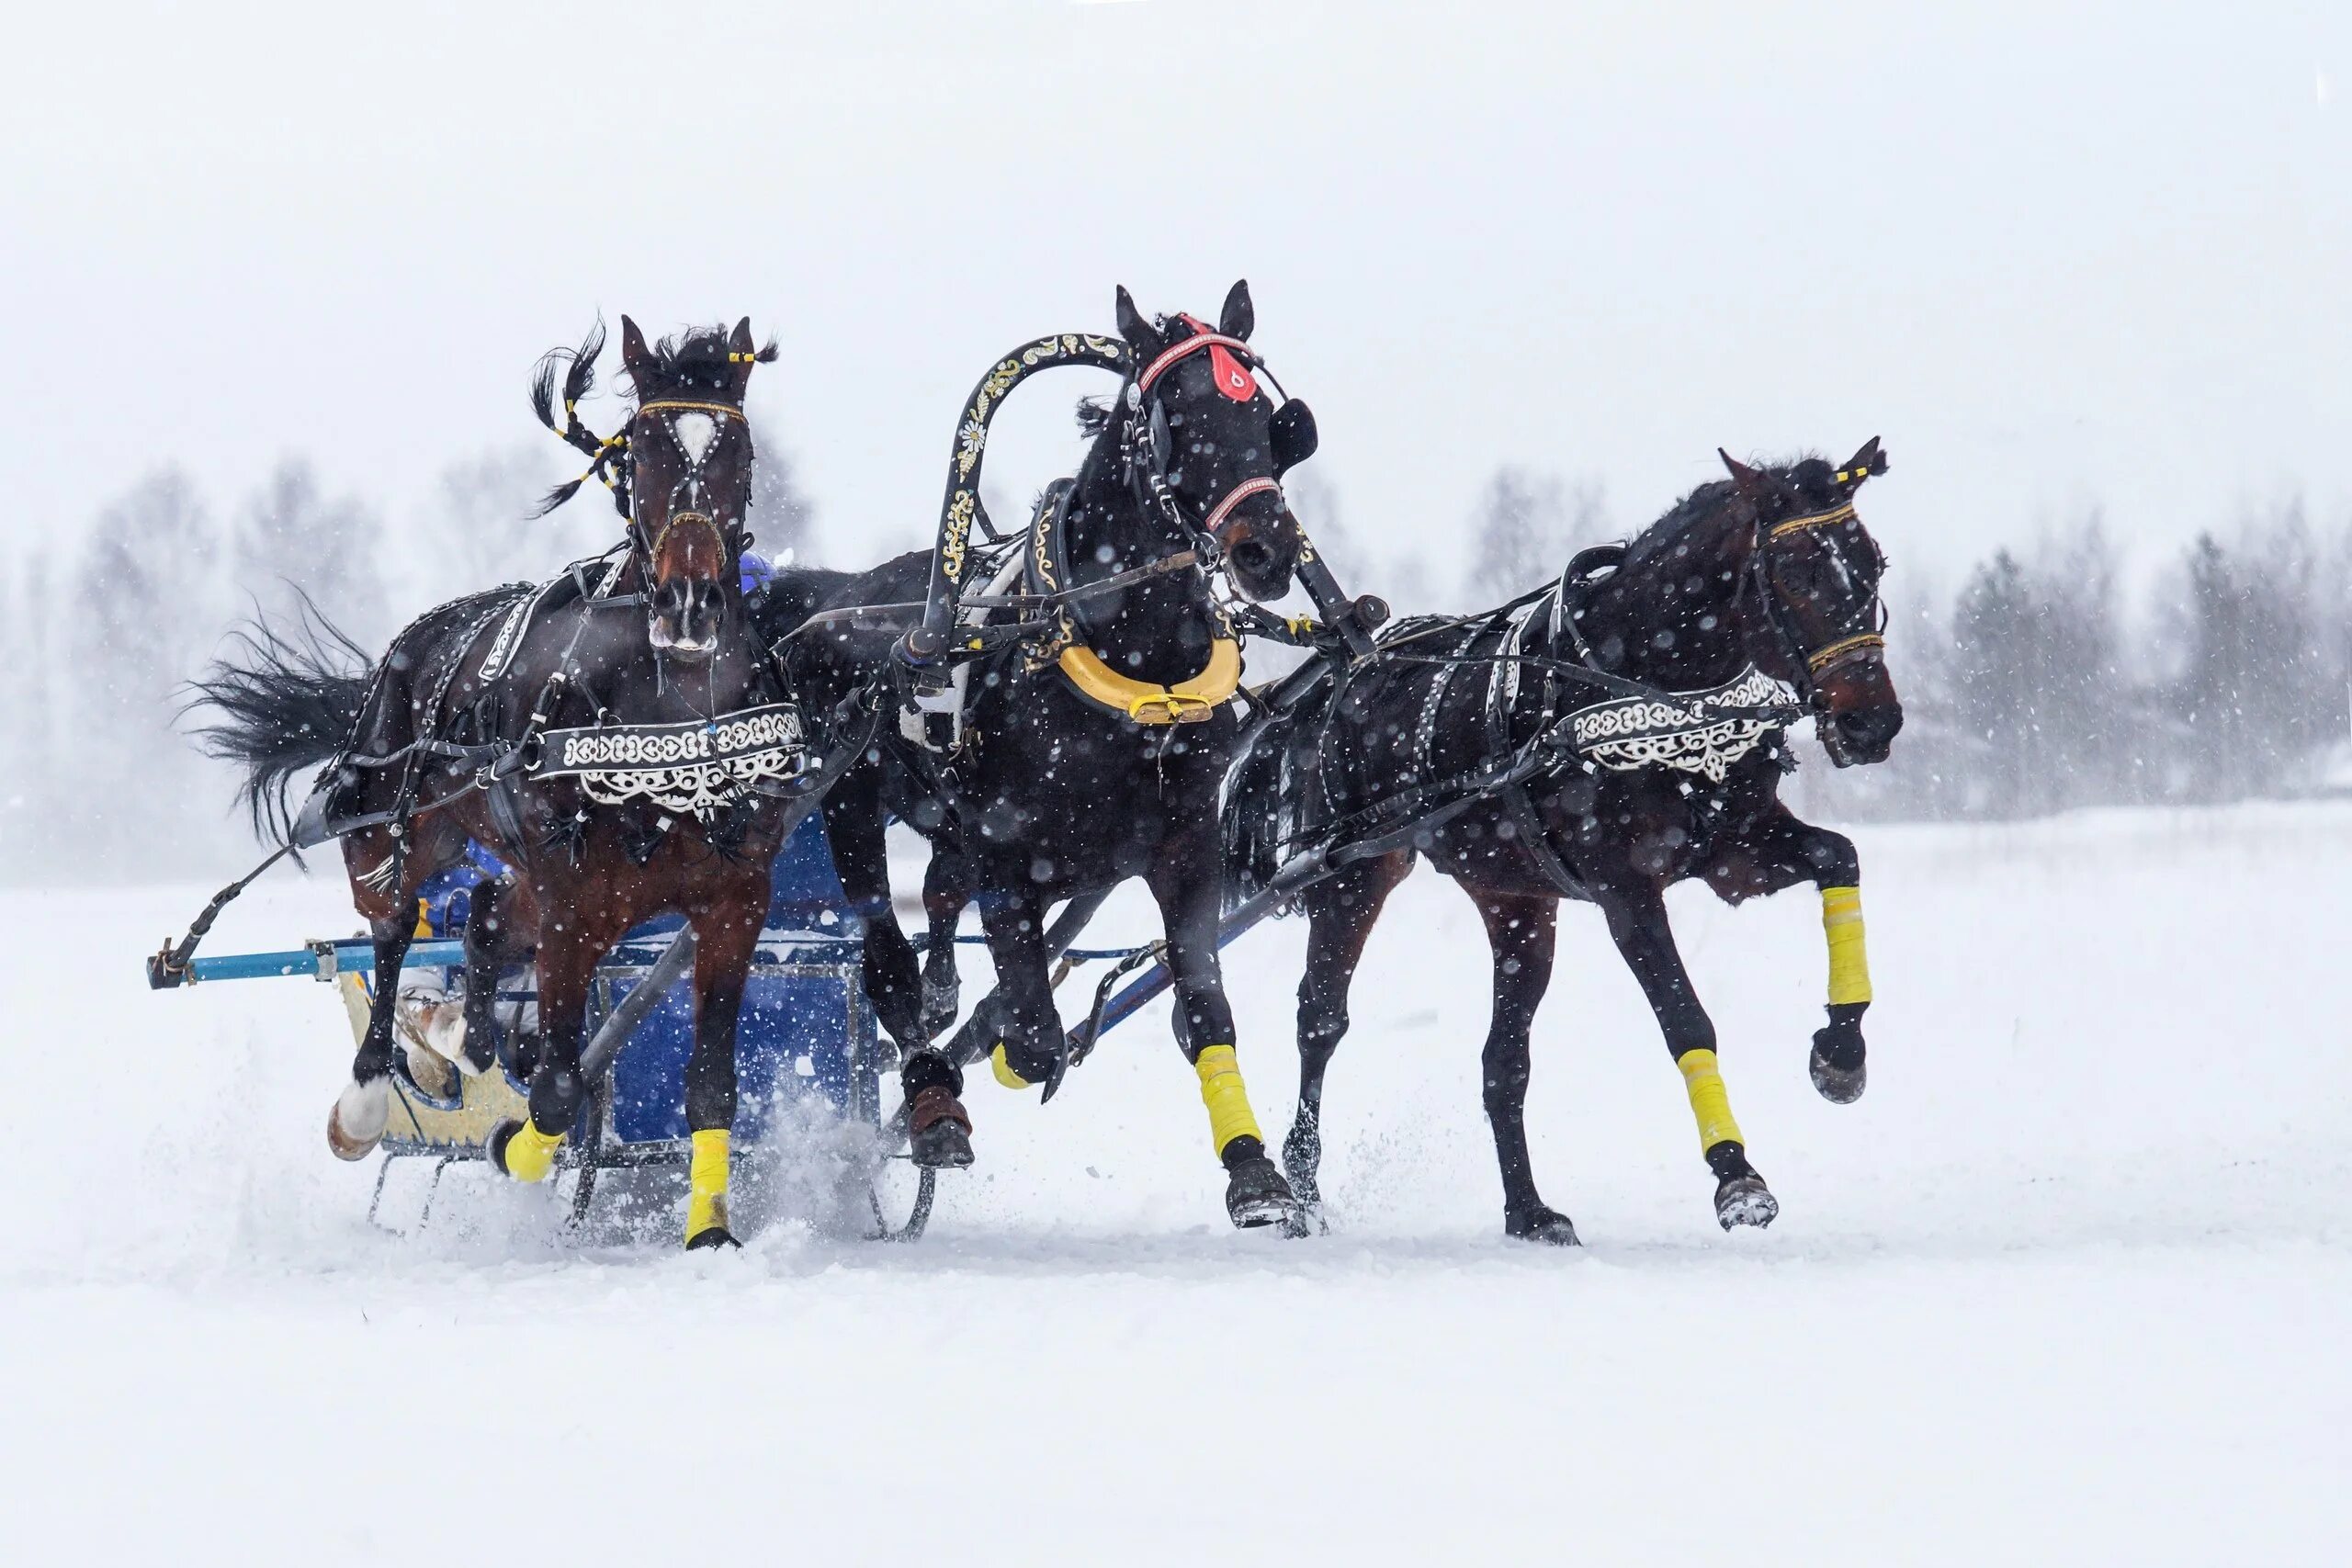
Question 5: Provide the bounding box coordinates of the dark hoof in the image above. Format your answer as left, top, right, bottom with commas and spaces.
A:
1810, 1043, 1867, 1104
1280, 1130, 1323, 1211
1505, 1205, 1583, 1247
1714, 1174, 1779, 1231
486, 1119, 522, 1179
909, 1118, 975, 1170
1226, 1155, 1308, 1235
684, 1226, 742, 1252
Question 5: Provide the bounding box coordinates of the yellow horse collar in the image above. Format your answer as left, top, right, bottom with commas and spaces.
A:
1057, 637, 1241, 725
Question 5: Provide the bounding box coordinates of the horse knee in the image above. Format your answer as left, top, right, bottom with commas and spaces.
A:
1806, 830, 1860, 886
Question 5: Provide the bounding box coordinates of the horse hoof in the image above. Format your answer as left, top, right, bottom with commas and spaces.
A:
1226, 1156, 1307, 1234
1811, 1021, 1867, 1104
909, 1117, 975, 1170
1810, 1049, 1867, 1104
1714, 1174, 1780, 1231
1505, 1206, 1583, 1247
685, 1226, 742, 1252
327, 1077, 389, 1162
488, 1118, 560, 1183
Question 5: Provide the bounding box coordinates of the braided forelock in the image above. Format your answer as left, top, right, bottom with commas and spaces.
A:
622, 324, 780, 402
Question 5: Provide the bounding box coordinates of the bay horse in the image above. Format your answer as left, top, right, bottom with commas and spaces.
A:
756, 282, 1316, 1229
192, 317, 877, 1249
1224, 444, 1902, 1242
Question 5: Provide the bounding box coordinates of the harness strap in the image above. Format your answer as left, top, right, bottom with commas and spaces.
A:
1136, 331, 1254, 393
1484, 603, 1583, 897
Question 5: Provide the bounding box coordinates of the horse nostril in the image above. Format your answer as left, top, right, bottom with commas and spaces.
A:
1232, 539, 1276, 577
1838, 706, 1904, 748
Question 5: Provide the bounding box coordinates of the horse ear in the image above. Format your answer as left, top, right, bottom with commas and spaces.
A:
1835, 435, 1887, 494
1718, 448, 1770, 500
1114, 286, 1164, 361
729, 317, 757, 396
619, 315, 655, 389
1219, 278, 1255, 342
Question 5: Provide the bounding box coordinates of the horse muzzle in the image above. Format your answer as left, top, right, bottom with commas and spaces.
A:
1214, 494, 1298, 603
1819, 703, 1903, 767
649, 579, 724, 660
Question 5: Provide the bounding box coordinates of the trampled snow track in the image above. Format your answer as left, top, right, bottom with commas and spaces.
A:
4, 804, 2346, 1563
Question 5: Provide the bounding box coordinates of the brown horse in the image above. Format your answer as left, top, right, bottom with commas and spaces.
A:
194, 318, 922, 1248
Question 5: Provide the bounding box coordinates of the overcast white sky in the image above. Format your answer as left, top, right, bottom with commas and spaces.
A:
5, 0, 2345, 601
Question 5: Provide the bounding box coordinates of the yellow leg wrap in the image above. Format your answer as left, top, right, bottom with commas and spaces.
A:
990, 1043, 1031, 1090
686, 1128, 730, 1241
1821, 885, 1872, 1006
503, 1120, 564, 1184
1677, 1049, 1745, 1153
1193, 1044, 1263, 1156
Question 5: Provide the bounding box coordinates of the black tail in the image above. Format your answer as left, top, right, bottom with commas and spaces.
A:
186, 595, 374, 844
1221, 708, 1301, 913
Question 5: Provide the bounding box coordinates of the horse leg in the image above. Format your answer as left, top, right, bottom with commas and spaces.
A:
1283, 851, 1410, 1211
1702, 807, 1872, 1103
454, 874, 535, 1076
680, 884, 764, 1250
1468, 887, 1576, 1245
820, 779, 929, 1053
488, 907, 609, 1187
1149, 832, 1304, 1234
1595, 882, 1778, 1230
974, 883, 1065, 1093
919, 844, 969, 1039
328, 820, 454, 1160
821, 784, 968, 1166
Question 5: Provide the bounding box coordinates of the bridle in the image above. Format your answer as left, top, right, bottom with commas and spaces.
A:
1118, 316, 1295, 573
1749, 499, 1890, 706
626, 398, 753, 576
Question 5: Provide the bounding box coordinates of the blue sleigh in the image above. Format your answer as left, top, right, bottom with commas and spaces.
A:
189, 814, 888, 1232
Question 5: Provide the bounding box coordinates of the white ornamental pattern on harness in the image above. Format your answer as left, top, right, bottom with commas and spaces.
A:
534, 705, 808, 819
1566, 665, 1797, 784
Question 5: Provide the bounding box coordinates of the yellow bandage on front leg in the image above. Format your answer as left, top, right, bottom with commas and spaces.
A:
1821, 885, 1872, 1006
685, 1128, 730, 1241
990, 1043, 1031, 1090
503, 1120, 565, 1184
1677, 1049, 1745, 1153
1193, 1044, 1264, 1156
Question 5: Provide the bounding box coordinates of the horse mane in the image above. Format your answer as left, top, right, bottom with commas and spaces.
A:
622, 323, 780, 401
1616, 454, 1846, 571
1074, 395, 1115, 438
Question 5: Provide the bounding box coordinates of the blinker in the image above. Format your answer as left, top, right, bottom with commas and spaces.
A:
1270, 399, 1318, 476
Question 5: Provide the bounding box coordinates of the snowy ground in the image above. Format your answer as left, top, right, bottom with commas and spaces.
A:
5, 803, 2347, 1564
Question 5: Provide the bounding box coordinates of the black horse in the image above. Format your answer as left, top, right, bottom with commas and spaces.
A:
1225, 444, 1902, 1242
191, 317, 881, 1248
757, 282, 1319, 1229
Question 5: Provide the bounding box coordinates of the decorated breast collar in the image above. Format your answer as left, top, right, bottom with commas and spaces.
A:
1563, 665, 1797, 784
529, 703, 808, 819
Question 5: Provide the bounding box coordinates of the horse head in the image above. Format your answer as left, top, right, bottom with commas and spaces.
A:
1111, 280, 1313, 603
614, 316, 775, 660
1721, 440, 1903, 766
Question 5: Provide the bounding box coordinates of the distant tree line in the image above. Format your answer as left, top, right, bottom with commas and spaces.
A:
2, 446, 2342, 883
